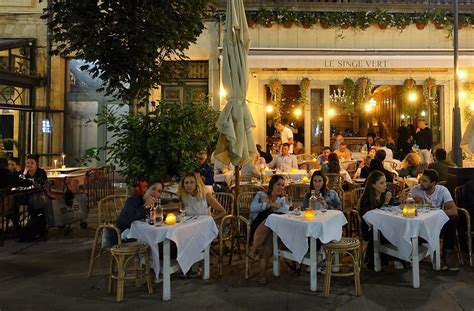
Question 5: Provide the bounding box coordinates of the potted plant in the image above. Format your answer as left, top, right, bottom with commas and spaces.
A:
353, 11, 373, 30
318, 12, 332, 29
413, 12, 430, 30
298, 12, 317, 29
278, 10, 295, 28
431, 10, 449, 30
256, 9, 275, 28
246, 11, 257, 28
392, 14, 411, 30
373, 9, 393, 30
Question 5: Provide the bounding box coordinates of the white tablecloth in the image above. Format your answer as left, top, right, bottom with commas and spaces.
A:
214, 171, 234, 185
264, 169, 308, 181
265, 210, 347, 263
123, 216, 218, 278
363, 209, 449, 259
352, 152, 366, 162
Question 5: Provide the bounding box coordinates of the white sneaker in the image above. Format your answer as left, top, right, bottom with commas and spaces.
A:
393, 261, 404, 270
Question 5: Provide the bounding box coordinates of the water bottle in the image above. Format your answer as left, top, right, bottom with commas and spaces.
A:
154, 198, 163, 225
309, 190, 318, 210
406, 193, 415, 207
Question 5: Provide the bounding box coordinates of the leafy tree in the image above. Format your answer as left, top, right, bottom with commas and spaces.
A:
44, 0, 210, 111
81, 100, 219, 185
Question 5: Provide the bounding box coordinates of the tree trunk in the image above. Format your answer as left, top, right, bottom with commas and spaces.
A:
129, 97, 138, 113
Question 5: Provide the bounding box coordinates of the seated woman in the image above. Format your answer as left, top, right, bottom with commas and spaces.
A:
358, 171, 395, 269
24, 154, 48, 185
117, 181, 163, 233
178, 172, 226, 222
247, 175, 289, 284
354, 155, 372, 179
302, 170, 341, 210
368, 147, 377, 158
399, 152, 424, 178
369, 159, 394, 183
323, 152, 352, 184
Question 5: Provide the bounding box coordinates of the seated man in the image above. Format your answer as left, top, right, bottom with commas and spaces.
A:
268, 143, 298, 171
428, 148, 456, 182
375, 138, 394, 161
8, 157, 22, 177
0, 158, 32, 189
197, 150, 214, 186
317, 146, 331, 166
409, 169, 459, 271
334, 142, 352, 161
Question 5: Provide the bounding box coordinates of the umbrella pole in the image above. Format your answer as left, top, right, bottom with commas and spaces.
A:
234, 165, 240, 216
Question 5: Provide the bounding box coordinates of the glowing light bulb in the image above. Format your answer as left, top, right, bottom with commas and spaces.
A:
459, 91, 467, 99
420, 110, 426, 117
364, 103, 373, 113
318, 117, 323, 122
408, 92, 417, 102
401, 114, 405, 119
458, 70, 467, 80
293, 107, 302, 117
219, 87, 227, 98
328, 108, 336, 117
266, 105, 274, 113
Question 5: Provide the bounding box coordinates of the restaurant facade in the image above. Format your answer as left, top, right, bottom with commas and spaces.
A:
1, 0, 474, 165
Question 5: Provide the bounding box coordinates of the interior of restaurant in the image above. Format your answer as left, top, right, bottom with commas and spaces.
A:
265, 82, 442, 155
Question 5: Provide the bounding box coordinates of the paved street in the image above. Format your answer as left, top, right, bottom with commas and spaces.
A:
0, 215, 473, 311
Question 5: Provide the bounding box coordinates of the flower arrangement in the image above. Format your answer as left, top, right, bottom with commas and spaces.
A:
217, 9, 474, 33
423, 78, 437, 102
355, 76, 373, 104
299, 77, 311, 107
269, 78, 284, 121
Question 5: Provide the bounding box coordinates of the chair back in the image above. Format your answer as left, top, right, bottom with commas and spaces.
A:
455, 185, 464, 208
237, 192, 255, 220
296, 154, 313, 164
161, 190, 178, 200
386, 182, 402, 198
298, 161, 319, 171
352, 187, 365, 209
286, 184, 309, 207
98, 195, 127, 224
214, 192, 234, 215
341, 160, 358, 178
383, 160, 399, 170
232, 184, 266, 196
326, 173, 344, 189
332, 186, 344, 210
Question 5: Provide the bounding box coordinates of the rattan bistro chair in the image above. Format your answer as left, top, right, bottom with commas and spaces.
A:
236, 192, 254, 279
109, 241, 153, 302
323, 237, 362, 297
88, 195, 127, 277
455, 185, 473, 267
349, 188, 365, 239
285, 183, 308, 208
326, 173, 344, 190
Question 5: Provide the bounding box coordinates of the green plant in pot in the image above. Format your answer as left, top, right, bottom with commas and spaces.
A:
373, 9, 394, 29
256, 9, 275, 28
298, 12, 318, 29
278, 10, 296, 28
80, 100, 218, 185
413, 11, 430, 29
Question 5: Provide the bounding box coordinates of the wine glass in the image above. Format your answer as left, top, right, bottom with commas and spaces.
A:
285, 196, 293, 210
179, 205, 187, 221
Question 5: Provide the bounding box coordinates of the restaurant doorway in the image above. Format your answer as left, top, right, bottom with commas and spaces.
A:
265, 84, 305, 154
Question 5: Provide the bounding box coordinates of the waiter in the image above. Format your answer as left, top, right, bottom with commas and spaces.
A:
274, 120, 294, 154
415, 119, 433, 164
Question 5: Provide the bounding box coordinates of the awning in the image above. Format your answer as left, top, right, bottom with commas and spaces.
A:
0, 38, 36, 51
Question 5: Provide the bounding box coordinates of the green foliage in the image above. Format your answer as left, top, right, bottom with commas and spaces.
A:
44, 0, 209, 109
80, 101, 218, 185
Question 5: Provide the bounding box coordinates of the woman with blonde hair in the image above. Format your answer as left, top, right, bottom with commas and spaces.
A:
178, 172, 226, 222
399, 152, 424, 178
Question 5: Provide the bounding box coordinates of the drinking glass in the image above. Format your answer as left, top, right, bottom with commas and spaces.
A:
179, 205, 187, 220
285, 196, 293, 210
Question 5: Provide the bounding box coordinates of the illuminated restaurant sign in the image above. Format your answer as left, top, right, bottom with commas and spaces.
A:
324, 59, 389, 68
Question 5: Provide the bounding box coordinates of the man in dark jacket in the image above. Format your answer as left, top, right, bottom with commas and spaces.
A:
0, 158, 32, 189
428, 148, 456, 181
415, 119, 433, 165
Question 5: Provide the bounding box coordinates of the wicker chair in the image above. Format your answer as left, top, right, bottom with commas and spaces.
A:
455, 185, 473, 267
326, 173, 344, 190
88, 195, 127, 277
296, 154, 313, 164
161, 190, 178, 200
386, 182, 402, 198
323, 237, 362, 297
235, 192, 255, 279
286, 184, 309, 208
349, 188, 365, 239
213, 193, 238, 276
298, 161, 319, 172
341, 161, 358, 178
333, 186, 344, 211
109, 241, 153, 302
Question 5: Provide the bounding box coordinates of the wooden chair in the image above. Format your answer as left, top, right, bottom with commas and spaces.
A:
349, 188, 365, 239
285, 184, 309, 208
341, 160, 358, 178
332, 186, 344, 211
88, 194, 127, 277
455, 185, 473, 267
323, 237, 362, 297
232, 184, 266, 196
235, 192, 255, 279
213, 193, 237, 276
386, 182, 402, 198
109, 241, 153, 302
296, 154, 313, 164
326, 173, 344, 190
437, 181, 447, 186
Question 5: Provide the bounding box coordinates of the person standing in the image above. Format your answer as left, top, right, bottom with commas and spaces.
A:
415, 119, 433, 164
274, 120, 294, 154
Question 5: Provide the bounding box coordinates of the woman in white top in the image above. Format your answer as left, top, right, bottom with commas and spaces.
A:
178, 172, 226, 222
